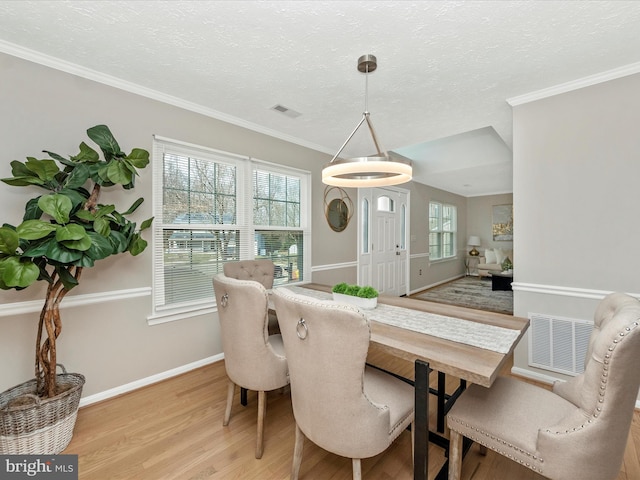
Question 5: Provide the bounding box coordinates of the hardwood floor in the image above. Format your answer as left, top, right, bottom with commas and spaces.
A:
65, 352, 640, 479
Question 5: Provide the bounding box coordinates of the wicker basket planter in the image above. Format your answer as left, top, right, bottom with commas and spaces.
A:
0, 366, 85, 455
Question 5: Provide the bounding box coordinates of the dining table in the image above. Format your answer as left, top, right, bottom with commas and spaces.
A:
284, 283, 530, 480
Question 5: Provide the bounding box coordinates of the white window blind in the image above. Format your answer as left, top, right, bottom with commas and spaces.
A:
429, 201, 457, 260
151, 137, 310, 321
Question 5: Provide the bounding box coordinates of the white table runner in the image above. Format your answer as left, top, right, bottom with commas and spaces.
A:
283, 286, 520, 354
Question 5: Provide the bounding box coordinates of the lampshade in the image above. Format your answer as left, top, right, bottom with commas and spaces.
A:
468, 236, 481, 246
321, 54, 412, 188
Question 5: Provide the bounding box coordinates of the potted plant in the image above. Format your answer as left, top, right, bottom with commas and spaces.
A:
331, 282, 379, 310
0, 125, 152, 454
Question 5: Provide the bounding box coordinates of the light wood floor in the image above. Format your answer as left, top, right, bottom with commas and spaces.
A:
65, 350, 640, 480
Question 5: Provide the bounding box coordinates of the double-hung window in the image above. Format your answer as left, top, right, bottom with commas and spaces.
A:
150, 137, 310, 323
429, 201, 457, 260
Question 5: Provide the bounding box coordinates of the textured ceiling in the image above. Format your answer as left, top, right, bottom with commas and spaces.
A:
1, 1, 639, 196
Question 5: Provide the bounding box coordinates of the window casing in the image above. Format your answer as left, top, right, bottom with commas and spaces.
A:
150, 137, 311, 323
429, 201, 457, 260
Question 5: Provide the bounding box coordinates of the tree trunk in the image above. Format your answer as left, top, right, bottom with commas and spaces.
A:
35, 266, 82, 398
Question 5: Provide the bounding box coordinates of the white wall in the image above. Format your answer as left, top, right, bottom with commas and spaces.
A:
511, 72, 640, 397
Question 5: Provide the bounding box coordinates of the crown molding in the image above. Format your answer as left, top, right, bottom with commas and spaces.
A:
507, 61, 640, 106
0, 40, 333, 156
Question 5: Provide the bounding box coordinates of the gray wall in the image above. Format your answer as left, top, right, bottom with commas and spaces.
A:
0, 52, 361, 397
511, 72, 640, 400
408, 182, 468, 293
466, 193, 514, 255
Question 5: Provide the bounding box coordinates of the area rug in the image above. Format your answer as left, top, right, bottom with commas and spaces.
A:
412, 276, 513, 315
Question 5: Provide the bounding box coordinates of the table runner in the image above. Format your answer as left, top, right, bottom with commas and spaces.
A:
282, 286, 520, 354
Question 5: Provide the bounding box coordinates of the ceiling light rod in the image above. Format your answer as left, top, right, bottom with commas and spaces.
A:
322, 54, 412, 188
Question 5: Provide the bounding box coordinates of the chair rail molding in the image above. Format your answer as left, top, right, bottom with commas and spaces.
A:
512, 282, 640, 301
0, 287, 151, 317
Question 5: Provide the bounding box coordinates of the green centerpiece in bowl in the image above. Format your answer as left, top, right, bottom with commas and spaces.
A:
331, 282, 379, 309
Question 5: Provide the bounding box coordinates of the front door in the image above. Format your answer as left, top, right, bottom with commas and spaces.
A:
358, 187, 409, 296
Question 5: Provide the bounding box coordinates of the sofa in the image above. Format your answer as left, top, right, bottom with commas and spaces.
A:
477, 248, 513, 278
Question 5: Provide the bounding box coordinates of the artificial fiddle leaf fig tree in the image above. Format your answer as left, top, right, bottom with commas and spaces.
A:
0, 125, 152, 398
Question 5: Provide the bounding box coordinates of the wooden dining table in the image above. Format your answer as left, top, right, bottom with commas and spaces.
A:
297, 283, 530, 480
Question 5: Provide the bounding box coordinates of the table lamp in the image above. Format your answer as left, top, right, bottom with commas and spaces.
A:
468, 236, 481, 256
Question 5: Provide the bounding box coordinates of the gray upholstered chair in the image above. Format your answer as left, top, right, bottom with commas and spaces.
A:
223, 259, 276, 289
223, 259, 278, 334
212, 273, 289, 459
447, 292, 640, 480
272, 287, 414, 480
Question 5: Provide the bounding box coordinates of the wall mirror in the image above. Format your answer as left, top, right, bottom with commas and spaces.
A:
324, 186, 353, 232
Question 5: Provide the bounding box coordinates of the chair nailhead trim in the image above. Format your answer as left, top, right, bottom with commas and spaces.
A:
448, 416, 543, 473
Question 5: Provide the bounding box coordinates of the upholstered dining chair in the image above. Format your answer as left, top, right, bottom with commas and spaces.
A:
447, 292, 640, 480
212, 273, 289, 459
224, 259, 279, 334
272, 287, 414, 480
223, 259, 276, 289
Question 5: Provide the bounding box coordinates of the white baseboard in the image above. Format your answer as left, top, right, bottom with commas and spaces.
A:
409, 274, 465, 296
78, 353, 224, 407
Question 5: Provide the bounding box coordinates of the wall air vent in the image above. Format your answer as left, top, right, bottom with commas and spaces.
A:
529, 313, 593, 376
270, 104, 302, 118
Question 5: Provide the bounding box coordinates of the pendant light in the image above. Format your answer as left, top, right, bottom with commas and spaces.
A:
322, 54, 412, 188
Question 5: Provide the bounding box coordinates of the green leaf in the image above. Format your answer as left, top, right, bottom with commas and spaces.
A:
128, 235, 148, 256
61, 235, 92, 251
86, 231, 115, 260
63, 163, 90, 189
43, 150, 68, 163
93, 217, 111, 236
139, 217, 154, 230
74, 210, 95, 221
38, 194, 72, 224
70, 142, 100, 163
9, 160, 31, 177
0, 227, 19, 254
23, 197, 43, 221
56, 223, 88, 241
95, 164, 115, 186
87, 125, 121, 159
122, 197, 144, 215
126, 148, 150, 168
2, 176, 45, 187
56, 266, 79, 290
25, 158, 60, 181
1, 257, 40, 288
94, 204, 115, 218
108, 231, 129, 253
106, 161, 133, 185
73, 254, 95, 268
21, 238, 54, 258
16, 220, 58, 240
45, 240, 83, 263
58, 188, 89, 209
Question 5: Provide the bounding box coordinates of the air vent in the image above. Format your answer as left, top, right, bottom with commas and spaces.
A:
270, 104, 301, 118
529, 313, 593, 376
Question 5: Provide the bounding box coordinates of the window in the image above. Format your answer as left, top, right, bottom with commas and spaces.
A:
151, 137, 310, 322
429, 201, 457, 260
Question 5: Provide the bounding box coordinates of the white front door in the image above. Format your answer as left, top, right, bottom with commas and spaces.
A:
358, 187, 409, 296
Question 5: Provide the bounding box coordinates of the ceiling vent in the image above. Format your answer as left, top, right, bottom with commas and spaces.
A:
270, 104, 301, 119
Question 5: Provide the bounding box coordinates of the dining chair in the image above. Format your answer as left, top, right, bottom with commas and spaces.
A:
223, 259, 276, 289
447, 292, 640, 480
272, 287, 414, 480
212, 273, 289, 459
223, 259, 279, 334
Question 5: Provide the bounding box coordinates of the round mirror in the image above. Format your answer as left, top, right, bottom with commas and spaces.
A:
327, 198, 349, 232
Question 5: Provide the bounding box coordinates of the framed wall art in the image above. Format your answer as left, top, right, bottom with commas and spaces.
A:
492, 204, 513, 241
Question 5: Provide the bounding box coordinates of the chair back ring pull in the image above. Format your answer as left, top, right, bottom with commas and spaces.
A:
220, 293, 229, 307
296, 318, 308, 340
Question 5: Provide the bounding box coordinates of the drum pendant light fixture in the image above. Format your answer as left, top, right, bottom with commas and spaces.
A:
322, 54, 412, 188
